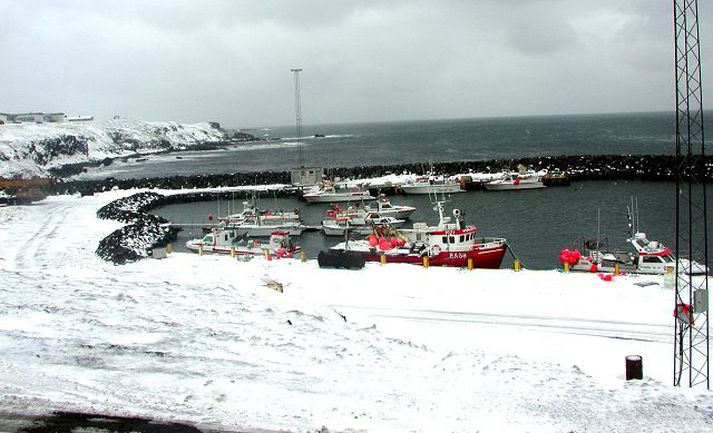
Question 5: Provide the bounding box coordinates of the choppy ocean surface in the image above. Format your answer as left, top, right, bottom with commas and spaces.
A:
78, 111, 700, 180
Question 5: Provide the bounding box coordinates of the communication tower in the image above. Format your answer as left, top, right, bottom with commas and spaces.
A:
672, 0, 709, 389
289, 68, 323, 186
291, 68, 304, 167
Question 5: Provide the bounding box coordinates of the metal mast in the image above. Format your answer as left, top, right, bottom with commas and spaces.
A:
673, 0, 709, 389
291, 68, 304, 167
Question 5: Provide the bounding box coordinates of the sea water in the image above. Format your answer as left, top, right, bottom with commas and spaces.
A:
78, 111, 699, 180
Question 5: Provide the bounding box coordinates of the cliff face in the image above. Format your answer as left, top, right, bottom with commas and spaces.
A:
0, 119, 228, 178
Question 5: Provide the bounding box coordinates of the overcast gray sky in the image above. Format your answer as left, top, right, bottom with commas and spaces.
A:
1, 0, 711, 127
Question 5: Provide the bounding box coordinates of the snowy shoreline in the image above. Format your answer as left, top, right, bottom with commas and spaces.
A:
0, 119, 229, 179
0, 188, 711, 432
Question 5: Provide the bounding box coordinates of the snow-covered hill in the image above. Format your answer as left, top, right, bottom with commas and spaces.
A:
0, 119, 228, 179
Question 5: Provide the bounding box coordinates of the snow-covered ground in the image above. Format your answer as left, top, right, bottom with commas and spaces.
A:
0, 190, 711, 432
0, 119, 227, 178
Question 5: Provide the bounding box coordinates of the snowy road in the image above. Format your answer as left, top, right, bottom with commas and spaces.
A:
0, 190, 711, 432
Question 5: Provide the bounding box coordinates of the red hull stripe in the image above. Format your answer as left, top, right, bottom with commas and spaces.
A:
363, 245, 507, 268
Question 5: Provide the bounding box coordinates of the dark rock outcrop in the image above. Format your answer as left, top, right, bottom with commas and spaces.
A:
95, 192, 178, 265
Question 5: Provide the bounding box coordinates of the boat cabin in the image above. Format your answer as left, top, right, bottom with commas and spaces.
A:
629, 232, 676, 273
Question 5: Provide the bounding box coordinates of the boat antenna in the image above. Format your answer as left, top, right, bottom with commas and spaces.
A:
596, 208, 601, 250
291, 68, 304, 168
627, 196, 639, 238
634, 196, 640, 235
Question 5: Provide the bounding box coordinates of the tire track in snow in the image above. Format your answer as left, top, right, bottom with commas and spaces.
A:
338, 306, 670, 343
12, 203, 74, 270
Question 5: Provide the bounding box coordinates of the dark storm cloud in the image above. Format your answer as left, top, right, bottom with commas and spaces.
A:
0, 0, 709, 127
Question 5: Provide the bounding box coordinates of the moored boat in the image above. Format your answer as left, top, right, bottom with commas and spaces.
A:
401, 176, 464, 195
562, 198, 708, 275
204, 199, 306, 237
563, 233, 707, 275
302, 180, 374, 203
542, 169, 571, 187
186, 228, 301, 258
321, 209, 405, 236
221, 200, 301, 225
455, 172, 508, 191
329, 200, 507, 268
484, 167, 546, 191
362, 194, 416, 219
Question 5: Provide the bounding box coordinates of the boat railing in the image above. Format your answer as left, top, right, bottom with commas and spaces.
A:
474, 237, 507, 247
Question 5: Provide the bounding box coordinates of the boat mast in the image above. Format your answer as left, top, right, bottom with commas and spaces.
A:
597, 208, 602, 251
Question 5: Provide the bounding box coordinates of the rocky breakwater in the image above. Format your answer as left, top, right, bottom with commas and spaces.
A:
96, 192, 179, 264
59, 154, 713, 198
325, 154, 713, 182
55, 171, 293, 197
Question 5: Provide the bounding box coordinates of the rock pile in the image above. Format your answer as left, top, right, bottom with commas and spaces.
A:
96, 192, 178, 265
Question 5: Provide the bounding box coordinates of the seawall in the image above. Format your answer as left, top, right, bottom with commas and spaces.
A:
53, 154, 712, 197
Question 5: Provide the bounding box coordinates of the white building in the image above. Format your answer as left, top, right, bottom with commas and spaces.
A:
290, 166, 324, 186
67, 115, 94, 122
0, 112, 68, 124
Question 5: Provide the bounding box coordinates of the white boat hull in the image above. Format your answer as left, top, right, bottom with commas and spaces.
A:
483, 181, 545, 190
377, 208, 416, 219
225, 224, 305, 237
401, 184, 463, 195
303, 192, 374, 203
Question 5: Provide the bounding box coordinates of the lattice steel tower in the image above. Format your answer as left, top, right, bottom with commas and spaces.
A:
291, 68, 304, 167
673, 0, 709, 389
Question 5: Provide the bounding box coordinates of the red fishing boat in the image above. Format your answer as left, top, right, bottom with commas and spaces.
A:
328, 200, 507, 268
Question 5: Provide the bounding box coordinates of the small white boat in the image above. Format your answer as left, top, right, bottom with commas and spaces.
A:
564, 197, 708, 275
186, 228, 301, 258
223, 220, 305, 237
302, 181, 374, 203
401, 176, 463, 195
207, 199, 305, 237
566, 232, 707, 275
221, 200, 301, 225
321, 210, 405, 236
364, 195, 416, 219
484, 167, 546, 191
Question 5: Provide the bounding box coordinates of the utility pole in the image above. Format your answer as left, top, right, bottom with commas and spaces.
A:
672, 0, 709, 389
291, 68, 303, 167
